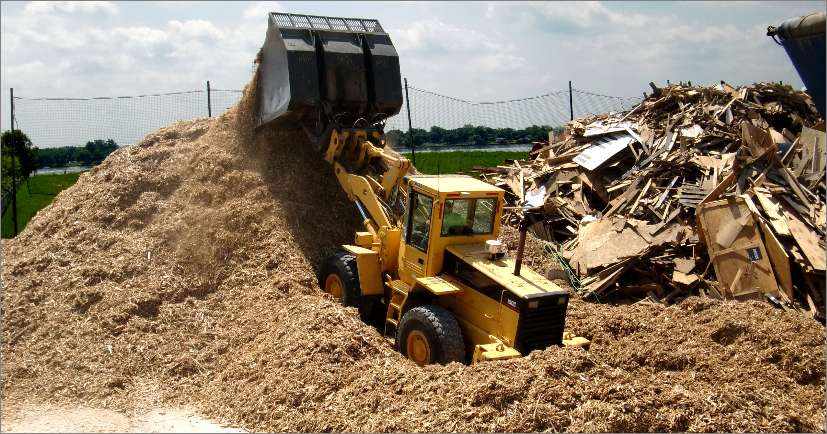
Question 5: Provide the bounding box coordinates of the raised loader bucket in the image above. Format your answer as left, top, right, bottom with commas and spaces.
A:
256, 12, 403, 136
767, 12, 826, 117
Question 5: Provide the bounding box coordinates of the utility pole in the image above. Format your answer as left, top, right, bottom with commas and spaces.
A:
568, 81, 574, 121
404, 78, 415, 166
10, 87, 18, 236
207, 80, 212, 117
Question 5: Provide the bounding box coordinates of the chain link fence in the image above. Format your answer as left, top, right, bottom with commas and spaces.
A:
10, 81, 639, 150
386, 86, 638, 133
11, 88, 242, 149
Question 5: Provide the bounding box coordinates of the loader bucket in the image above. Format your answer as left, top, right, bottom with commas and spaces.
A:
256, 12, 403, 134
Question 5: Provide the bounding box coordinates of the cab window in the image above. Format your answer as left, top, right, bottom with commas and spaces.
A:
441, 198, 496, 236
406, 190, 433, 252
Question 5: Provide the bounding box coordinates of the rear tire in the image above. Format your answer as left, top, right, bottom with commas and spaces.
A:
397, 305, 465, 365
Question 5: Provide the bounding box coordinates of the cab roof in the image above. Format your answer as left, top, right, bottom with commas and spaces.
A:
409, 175, 504, 194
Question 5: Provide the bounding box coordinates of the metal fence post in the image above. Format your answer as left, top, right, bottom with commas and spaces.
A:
10, 87, 18, 236
568, 81, 574, 121
207, 81, 212, 117
404, 78, 415, 166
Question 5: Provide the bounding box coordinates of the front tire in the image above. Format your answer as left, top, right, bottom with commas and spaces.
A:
397, 305, 465, 365
318, 252, 378, 321
318, 252, 360, 308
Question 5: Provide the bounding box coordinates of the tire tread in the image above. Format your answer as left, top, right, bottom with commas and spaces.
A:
397, 305, 465, 364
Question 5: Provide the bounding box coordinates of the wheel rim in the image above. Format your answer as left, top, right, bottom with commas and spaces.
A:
324, 274, 344, 301
406, 330, 431, 366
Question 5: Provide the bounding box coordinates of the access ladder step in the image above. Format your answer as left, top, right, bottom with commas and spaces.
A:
383, 318, 399, 337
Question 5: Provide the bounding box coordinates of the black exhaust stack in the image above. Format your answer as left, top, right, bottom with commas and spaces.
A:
514, 210, 544, 276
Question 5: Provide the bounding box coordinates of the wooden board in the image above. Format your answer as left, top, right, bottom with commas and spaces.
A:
697, 197, 780, 299
799, 126, 826, 177
782, 204, 826, 271
698, 171, 735, 207
758, 220, 793, 299
678, 184, 711, 207
753, 188, 791, 236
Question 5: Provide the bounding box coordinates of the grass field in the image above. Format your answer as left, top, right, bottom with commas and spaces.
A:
0, 151, 521, 238
2, 172, 83, 238
403, 151, 527, 175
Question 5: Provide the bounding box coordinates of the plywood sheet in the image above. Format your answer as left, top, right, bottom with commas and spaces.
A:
758, 220, 793, 299
799, 126, 826, 176
573, 132, 634, 171
697, 197, 780, 299
565, 217, 649, 275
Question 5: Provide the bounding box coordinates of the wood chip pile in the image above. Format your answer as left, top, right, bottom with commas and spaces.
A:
1, 79, 824, 432
482, 82, 825, 319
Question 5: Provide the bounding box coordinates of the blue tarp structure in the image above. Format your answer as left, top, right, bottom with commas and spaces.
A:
768, 12, 826, 117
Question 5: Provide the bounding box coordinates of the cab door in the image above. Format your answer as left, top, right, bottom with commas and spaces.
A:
401, 189, 434, 279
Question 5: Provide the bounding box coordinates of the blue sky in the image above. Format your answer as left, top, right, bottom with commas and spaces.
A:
1, 1, 824, 135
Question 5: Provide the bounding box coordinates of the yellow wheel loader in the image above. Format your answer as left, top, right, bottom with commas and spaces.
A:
256, 13, 588, 365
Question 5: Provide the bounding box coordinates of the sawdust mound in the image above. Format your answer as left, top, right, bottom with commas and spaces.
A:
2, 82, 824, 432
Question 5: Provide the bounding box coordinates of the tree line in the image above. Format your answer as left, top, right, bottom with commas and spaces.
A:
385, 124, 558, 148
36, 139, 118, 168
2, 129, 118, 193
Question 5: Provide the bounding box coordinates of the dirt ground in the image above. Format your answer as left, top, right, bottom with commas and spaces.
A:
1, 403, 245, 433
1, 377, 244, 433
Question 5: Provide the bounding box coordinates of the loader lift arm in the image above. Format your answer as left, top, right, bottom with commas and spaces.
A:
324, 128, 411, 275
324, 129, 410, 231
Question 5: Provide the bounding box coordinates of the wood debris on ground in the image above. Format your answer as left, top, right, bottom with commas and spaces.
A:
481, 81, 825, 319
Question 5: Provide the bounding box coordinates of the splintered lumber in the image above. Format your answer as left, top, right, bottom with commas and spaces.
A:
584, 258, 636, 297
479, 80, 824, 312
754, 188, 791, 236
783, 206, 826, 271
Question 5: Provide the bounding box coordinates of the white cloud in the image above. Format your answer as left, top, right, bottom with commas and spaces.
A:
531, 1, 648, 29
23, 1, 119, 16
484, 2, 495, 19
392, 19, 504, 54
474, 53, 529, 73
1, 3, 262, 99
168, 19, 223, 40
242, 1, 282, 21
112, 27, 169, 46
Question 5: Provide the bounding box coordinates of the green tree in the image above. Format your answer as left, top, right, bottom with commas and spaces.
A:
1, 130, 36, 178
469, 134, 485, 146
1, 154, 21, 192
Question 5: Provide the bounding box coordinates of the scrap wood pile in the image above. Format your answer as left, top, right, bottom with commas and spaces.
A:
482, 81, 825, 319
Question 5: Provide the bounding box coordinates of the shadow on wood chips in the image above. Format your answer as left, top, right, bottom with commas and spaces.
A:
1, 79, 824, 433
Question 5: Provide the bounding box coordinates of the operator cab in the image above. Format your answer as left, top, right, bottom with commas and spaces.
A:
397, 175, 576, 362
400, 175, 504, 279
